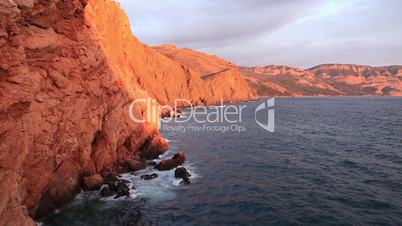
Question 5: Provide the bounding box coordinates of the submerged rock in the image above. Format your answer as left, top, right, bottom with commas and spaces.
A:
181, 177, 191, 185
174, 167, 191, 179
100, 181, 130, 199
100, 186, 115, 197
99, 172, 131, 198
114, 182, 130, 199
155, 159, 178, 171
140, 173, 158, 180
155, 152, 187, 171
175, 167, 191, 184
119, 179, 130, 184
108, 181, 118, 192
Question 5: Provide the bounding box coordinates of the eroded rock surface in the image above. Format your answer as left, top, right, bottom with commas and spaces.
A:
3, 0, 398, 224
0, 0, 257, 224
0, 0, 168, 224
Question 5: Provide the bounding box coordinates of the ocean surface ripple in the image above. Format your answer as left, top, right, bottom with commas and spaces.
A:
41, 97, 402, 226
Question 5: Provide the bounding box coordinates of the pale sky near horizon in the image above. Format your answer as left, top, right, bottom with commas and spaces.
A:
118, 0, 402, 68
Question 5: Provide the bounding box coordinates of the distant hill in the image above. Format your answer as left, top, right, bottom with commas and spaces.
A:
241, 64, 402, 97
154, 45, 402, 97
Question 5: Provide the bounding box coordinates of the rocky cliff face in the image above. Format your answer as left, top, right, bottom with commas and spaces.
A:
154, 44, 254, 103
0, 0, 400, 224
241, 64, 402, 97
0, 0, 255, 224
85, 4, 204, 107
0, 0, 185, 225
154, 44, 237, 78
0, 0, 171, 224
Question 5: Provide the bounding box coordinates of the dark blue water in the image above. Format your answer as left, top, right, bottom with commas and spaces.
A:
41, 97, 402, 226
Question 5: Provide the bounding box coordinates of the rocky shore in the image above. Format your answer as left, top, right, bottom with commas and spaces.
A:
1, 0, 401, 225
79, 151, 191, 201
0, 0, 237, 225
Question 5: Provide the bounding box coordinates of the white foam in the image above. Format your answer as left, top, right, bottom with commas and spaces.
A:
163, 139, 181, 143
117, 151, 199, 202
65, 149, 198, 204
178, 112, 188, 118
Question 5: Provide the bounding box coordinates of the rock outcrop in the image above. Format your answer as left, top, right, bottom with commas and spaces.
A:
155, 152, 186, 171
175, 167, 191, 184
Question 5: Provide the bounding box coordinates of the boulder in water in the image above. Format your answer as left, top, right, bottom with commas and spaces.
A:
181, 177, 191, 185
100, 186, 116, 197
174, 167, 191, 179
172, 152, 186, 165
120, 179, 130, 184
114, 182, 130, 198
175, 167, 191, 184
155, 152, 186, 171
140, 173, 158, 180
155, 159, 177, 171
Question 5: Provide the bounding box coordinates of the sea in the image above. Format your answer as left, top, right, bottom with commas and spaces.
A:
40, 97, 402, 226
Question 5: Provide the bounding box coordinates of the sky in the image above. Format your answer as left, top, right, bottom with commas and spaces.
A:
118, 0, 402, 68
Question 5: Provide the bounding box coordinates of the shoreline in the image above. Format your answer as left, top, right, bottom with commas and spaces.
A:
1, 0, 400, 224
36, 142, 197, 224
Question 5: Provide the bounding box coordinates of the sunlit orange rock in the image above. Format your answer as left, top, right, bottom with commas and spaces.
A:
153, 44, 255, 104
241, 64, 402, 97
0, 0, 169, 223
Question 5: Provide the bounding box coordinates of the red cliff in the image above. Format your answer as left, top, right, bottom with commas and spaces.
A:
153, 44, 254, 103
0, 0, 255, 224
1, 0, 401, 225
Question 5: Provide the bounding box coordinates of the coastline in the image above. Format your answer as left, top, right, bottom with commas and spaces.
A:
37, 97, 402, 225
0, 0, 401, 225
